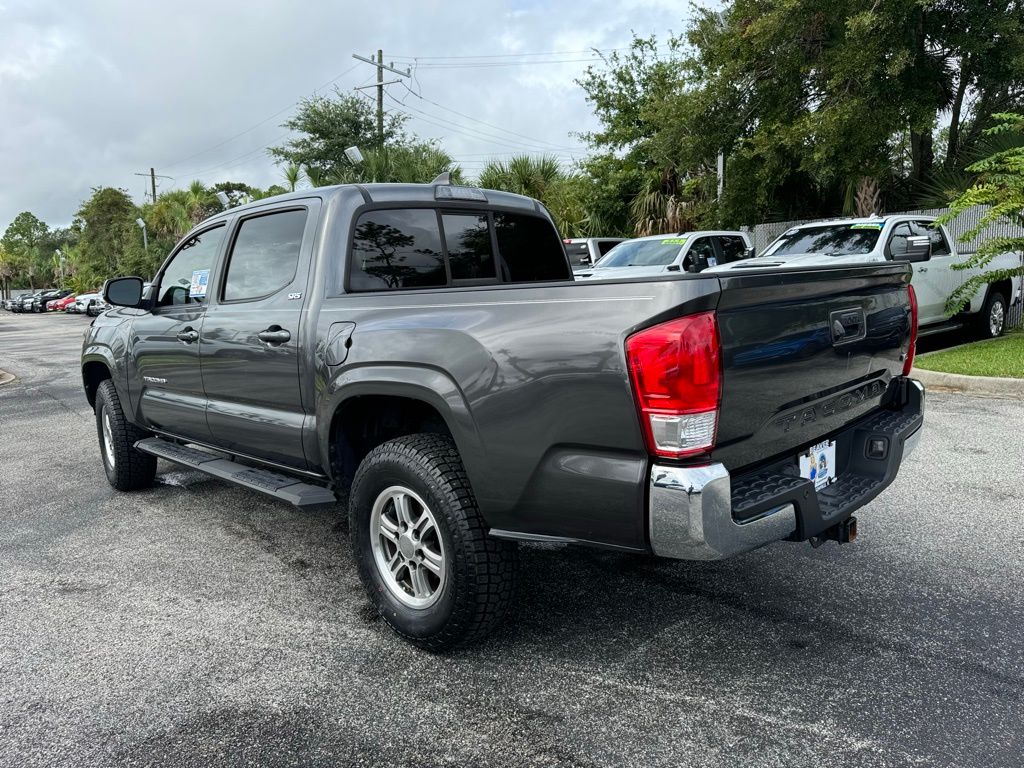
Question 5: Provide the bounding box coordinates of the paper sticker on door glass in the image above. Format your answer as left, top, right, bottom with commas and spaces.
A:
189, 269, 210, 298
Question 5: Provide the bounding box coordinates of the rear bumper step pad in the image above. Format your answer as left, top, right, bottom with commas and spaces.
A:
135, 437, 336, 507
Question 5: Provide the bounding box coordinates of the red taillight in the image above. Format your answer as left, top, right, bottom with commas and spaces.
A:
626, 311, 721, 458
903, 284, 918, 376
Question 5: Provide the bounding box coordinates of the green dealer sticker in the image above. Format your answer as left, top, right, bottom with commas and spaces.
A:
660, 237, 688, 245
850, 222, 883, 230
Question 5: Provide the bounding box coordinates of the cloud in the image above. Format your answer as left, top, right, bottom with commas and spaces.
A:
0, 0, 687, 229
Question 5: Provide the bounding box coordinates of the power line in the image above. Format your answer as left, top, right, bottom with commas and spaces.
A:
161, 62, 363, 170
178, 132, 292, 180
385, 92, 585, 155
388, 46, 640, 61
403, 58, 609, 70
399, 82, 584, 151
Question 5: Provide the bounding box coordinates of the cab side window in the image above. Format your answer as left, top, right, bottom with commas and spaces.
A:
686, 237, 715, 271
717, 235, 747, 263
157, 225, 226, 307
887, 223, 913, 259
223, 209, 307, 302
914, 221, 950, 256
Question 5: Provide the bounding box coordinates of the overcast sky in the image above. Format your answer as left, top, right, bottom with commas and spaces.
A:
0, 0, 690, 230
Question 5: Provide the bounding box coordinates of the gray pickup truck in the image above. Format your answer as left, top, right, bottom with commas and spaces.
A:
83, 180, 924, 649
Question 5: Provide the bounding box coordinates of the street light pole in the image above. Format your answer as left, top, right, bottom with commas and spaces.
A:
135, 218, 148, 252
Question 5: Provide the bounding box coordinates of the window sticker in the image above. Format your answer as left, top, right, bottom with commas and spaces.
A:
850, 222, 883, 230
189, 269, 210, 298
660, 237, 688, 245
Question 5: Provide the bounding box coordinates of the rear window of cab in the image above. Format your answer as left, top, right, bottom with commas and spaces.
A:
348, 207, 570, 291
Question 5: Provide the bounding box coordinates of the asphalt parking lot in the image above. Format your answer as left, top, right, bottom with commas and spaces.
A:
1, 310, 1022, 768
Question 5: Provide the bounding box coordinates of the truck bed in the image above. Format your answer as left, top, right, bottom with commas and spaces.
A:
311, 262, 915, 551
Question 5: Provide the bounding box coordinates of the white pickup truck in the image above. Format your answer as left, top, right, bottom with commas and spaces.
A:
708, 215, 1022, 338
575, 230, 754, 280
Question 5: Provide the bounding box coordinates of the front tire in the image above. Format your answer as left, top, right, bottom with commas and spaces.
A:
94, 380, 156, 491
349, 434, 518, 650
976, 290, 1007, 339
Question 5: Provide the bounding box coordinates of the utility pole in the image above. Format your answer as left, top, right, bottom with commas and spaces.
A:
352, 51, 410, 145
133, 169, 173, 203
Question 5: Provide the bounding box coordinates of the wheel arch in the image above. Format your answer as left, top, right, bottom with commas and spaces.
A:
81, 353, 115, 408
984, 278, 1013, 307
319, 365, 486, 494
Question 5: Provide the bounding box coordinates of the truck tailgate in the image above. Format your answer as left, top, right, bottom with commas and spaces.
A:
710, 263, 913, 471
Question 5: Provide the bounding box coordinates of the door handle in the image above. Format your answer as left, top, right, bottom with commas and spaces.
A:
917, 267, 928, 273
258, 326, 291, 344
176, 328, 199, 343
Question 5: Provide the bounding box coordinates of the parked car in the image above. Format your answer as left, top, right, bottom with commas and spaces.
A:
86, 297, 109, 317
563, 237, 625, 272
18, 292, 45, 313
72, 292, 100, 314
48, 293, 77, 312
708, 215, 1024, 338
31, 289, 71, 312
3, 294, 31, 311
575, 231, 754, 280
84, 181, 922, 649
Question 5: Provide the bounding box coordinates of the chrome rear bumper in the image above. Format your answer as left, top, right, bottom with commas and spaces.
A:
649, 464, 796, 560
649, 379, 924, 561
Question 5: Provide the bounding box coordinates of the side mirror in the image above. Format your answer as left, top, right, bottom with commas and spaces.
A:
744, 246, 756, 259
103, 276, 145, 308
580, 254, 593, 266
902, 235, 931, 263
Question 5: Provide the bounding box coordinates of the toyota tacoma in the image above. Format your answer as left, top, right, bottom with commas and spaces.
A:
83, 179, 924, 649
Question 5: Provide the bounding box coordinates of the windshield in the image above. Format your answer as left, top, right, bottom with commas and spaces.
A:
595, 237, 686, 268
766, 224, 882, 257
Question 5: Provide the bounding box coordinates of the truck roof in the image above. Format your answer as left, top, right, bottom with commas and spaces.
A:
205, 183, 545, 224
626, 230, 750, 242
785, 214, 937, 230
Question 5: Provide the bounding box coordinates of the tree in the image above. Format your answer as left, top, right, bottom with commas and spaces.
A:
76, 187, 156, 283
939, 113, 1024, 312
578, 3, 1024, 228
327, 142, 461, 186
477, 154, 592, 237
0, 244, 16, 298
283, 163, 304, 192
1, 211, 49, 289
269, 89, 406, 177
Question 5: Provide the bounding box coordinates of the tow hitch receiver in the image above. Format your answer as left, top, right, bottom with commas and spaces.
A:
809, 516, 858, 548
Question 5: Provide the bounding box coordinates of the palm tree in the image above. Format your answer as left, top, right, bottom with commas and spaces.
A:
478, 155, 562, 199
326, 143, 461, 185
283, 163, 303, 192
184, 181, 214, 225
304, 166, 327, 187
147, 192, 191, 240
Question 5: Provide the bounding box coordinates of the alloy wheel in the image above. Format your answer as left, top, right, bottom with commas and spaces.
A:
101, 409, 116, 469
369, 485, 446, 609
990, 300, 1005, 337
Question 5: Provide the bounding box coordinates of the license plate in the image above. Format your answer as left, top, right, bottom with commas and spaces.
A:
799, 440, 837, 490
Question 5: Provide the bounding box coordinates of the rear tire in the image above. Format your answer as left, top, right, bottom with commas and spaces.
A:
349, 433, 518, 650
95, 380, 156, 491
976, 290, 1007, 339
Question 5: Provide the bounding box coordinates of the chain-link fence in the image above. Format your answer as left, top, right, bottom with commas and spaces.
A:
742, 205, 1024, 331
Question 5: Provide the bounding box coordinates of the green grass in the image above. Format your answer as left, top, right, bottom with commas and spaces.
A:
915, 329, 1024, 378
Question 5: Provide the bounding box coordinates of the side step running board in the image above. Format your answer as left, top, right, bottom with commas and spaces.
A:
135, 437, 337, 508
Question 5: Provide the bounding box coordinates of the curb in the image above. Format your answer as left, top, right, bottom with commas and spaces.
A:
0, 369, 14, 386
911, 367, 1024, 399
